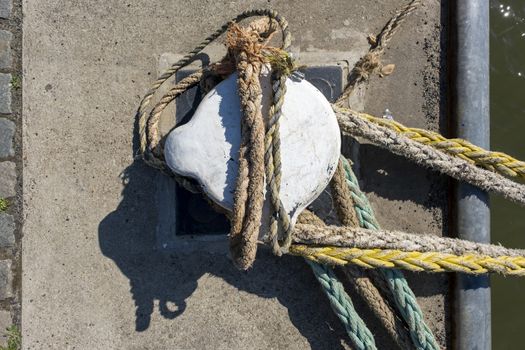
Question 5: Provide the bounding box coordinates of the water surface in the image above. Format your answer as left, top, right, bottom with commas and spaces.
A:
490, 1, 525, 348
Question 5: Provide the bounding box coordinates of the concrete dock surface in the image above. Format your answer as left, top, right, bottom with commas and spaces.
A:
22, 0, 449, 348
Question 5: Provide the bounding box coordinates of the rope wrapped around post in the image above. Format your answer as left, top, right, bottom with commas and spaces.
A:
134, 3, 525, 349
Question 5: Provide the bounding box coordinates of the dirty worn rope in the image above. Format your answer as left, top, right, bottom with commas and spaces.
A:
292, 245, 525, 276
336, 108, 525, 206
147, 71, 204, 160
307, 260, 377, 350
329, 162, 414, 349
335, 0, 421, 107
133, 4, 525, 349
297, 211, 380, 349
227, 24, 267, 270
330, 158, 361, 227
292, 224, 525, 258
361, 112, 525, 179
335, 157, 440, 350
224, 19, 380, 347
343, 267, 415, 350
265, 68, 293, 256
137, 8, 291, 170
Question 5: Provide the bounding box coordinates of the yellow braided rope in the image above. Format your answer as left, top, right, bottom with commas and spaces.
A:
356, 112, 525, 179
289, 245, 525, 276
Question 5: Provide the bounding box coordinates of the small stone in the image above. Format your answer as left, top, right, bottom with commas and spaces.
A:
380, 63, 396, 77
0, 74, 10, 114
382, 109, 394, 120
0, 260, 12, 299
0, 162, 15, 198
343, 19, 350, 26
0, 31, 11, 69
0, 0, 10, 19
0, 310, 10, 346
0, 213, 14, 248
0, 118, 15, 158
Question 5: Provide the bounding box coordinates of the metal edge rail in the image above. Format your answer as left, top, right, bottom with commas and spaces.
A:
450, 1, 491, 349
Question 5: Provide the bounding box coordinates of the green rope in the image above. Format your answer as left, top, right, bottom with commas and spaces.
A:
341, 157, 440, 350
306, 260, 377, 350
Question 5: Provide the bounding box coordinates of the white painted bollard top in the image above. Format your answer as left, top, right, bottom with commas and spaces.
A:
165, 67, 341, 237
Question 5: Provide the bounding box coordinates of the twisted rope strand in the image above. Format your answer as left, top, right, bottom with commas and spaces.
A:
292, 245, 525, 276
298, 209, 380, 349
361, 112, 525, 179
335, 0, 421, 107
299, 210, 414, 349
336, 108, 525, 206
228, 32, 266, 269
138, 8, 291, 167
292, 223, 525, 258
330, 158, 361, 227
343, 267, 416, 350
338, 157, 440, 350
147, 70, 203, 160
306, 260, 377, 350
265, 73, 293, 255
329, 162, 414, 349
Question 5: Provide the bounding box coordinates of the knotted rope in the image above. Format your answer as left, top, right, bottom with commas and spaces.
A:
224, 20, 381, 350
334, 0, 421, 107
137, 11, 382, 349
137, 8, 290, 169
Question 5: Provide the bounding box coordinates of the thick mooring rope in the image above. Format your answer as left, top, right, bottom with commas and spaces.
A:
307, 260, 377, 350
336, 107, 525, 206
361, 113, 525, 179
292, 224, 525, 258
226, 23, 268, 270
293, 245, 525, 276
328, 160, 414, 349
337, 157, 440, 350
344, 266, 415, 350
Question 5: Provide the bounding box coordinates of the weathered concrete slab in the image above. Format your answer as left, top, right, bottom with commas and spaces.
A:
22, 0, 448, 349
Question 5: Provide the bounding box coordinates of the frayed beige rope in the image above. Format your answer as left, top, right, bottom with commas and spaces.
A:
344, 267, 415, 350
336, 108, 525, 206
147, 70, 203, 159
137, 9, 290, 171
334, 0, 421, 107
330, 158, 360, 227
228, 24, 267, 270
